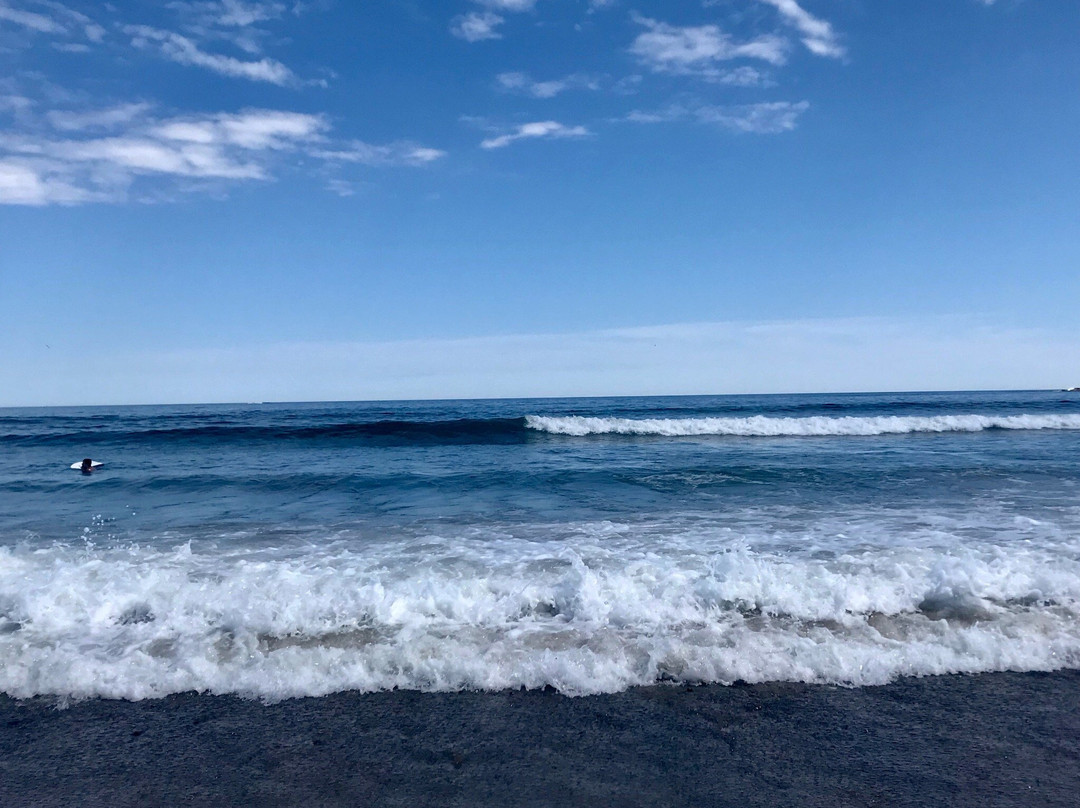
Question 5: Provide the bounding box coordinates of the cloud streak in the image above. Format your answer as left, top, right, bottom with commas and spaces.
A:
0, 104, 444, 205
474, 0, 536, 10
170, 0, 289, 29
630, 14, 788, 78
311, 141, 446, 167
495, 71, 600, 98
0, 1, 105, 43
480, 120, 589, 149
759, 0, 844, 58
126, 25, 296, 84
0, 3, 65, 33
624, 100, 809, 133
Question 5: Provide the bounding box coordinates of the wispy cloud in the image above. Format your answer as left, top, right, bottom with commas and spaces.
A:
168, 0, 289, 29
630, 14, 788, 79
473, 0, 536, 10
0, 3, 65, 33
47, 102, 154, 132
624, 100, 809, 133
495, 71, 599, 98
0, 1, 105, 43
699, 100, 809, 132
0, 102, 444, 205
451, 11, 504, 42
759, 0, 844, 58
0, 108, 325, 205
311, 141, 446, 167
164, 0, 294, 55
0, 160, 91, 205
480, 120, 589, 149
126, 24, 296, 84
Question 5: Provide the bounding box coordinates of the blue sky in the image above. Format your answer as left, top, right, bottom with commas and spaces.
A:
1, 0, 1078, 405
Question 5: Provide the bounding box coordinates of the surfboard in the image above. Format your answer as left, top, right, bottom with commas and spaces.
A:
70, 461, 103, 470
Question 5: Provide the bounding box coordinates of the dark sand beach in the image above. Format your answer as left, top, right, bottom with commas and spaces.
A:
2, 670, 1078, 807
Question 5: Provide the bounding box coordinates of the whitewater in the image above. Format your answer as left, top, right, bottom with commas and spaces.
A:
525, 413, 1080, 437
2, 391, 1079, 701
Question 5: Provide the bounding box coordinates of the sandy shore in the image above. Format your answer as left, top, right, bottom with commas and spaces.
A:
2, 670, 1078, 807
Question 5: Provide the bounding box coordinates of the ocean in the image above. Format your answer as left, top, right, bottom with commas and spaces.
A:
3, 389, 1079, 702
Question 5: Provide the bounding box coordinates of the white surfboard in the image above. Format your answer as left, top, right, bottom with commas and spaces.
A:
70, 461, 103, 470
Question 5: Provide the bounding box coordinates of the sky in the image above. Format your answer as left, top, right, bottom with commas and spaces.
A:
1, 0, 1078, 405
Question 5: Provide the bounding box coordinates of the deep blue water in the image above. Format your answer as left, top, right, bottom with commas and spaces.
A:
4, 390, 1079, 540
2, 390, 1079, 699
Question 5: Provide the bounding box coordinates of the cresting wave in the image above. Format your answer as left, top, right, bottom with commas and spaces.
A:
8, 412, 1080, 446
525, 413, 1080, 437
2, 526, 1079, 701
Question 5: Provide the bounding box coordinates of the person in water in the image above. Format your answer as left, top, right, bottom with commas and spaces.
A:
80, 458, 94, 473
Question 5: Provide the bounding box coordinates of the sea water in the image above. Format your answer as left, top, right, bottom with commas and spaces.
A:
1, 391, 1079, 700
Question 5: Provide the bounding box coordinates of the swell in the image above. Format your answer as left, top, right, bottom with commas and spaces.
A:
7, 411, 1080, 447
1, 417, 531, 447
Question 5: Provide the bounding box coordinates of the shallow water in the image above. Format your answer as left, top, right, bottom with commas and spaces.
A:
2, 391, 1079, 699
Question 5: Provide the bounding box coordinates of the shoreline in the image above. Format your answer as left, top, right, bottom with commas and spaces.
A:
3, 669, 1078, 807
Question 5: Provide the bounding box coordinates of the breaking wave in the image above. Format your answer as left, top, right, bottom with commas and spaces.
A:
525, 414, 1080, 437
2, 522, 1078, 701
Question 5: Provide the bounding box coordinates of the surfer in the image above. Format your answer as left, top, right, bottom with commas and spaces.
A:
80, 458, 94, 474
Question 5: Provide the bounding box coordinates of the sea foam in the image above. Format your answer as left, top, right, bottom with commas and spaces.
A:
525, 413, 1080, 437
2, 519, 1078, 701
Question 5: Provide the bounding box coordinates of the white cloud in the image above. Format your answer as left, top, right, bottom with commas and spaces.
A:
630, 15, 788, 79
451, 11, 503, 42
473, 0, 536, 10
8, 317, 1078, 405
0, 93, 33, 116
0, 107, 327, 204
0, 3, 64, 33
211, 109, 327, 149
759, 0, 844, 58
50, 136, 265, 179
0, 102, 445, 205
47, 103, 154, 131
164, 0, 294, 55
719, 66, 772, 87
169, 0, 289, 28
480, 120, 589, 149
623, 100, 809, 133
126, 24, 296, 84
0, 159, 92, 205
312, 141, 446, 167
325, 177, 356, 197
699, 100, 809, 133
0, 1, 105, 43
495, 71, 599, 98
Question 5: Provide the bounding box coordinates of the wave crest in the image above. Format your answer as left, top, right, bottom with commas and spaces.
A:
525, 413, 1080, 437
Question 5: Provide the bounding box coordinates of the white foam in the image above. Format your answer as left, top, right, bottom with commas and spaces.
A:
525, 413, 1080, 437
2, 516, 1079, 701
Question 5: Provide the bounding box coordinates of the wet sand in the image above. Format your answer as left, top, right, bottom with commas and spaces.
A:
2, 670, 1078, 807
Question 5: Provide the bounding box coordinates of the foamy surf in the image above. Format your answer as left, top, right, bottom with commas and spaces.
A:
525, 413, 1080, 437
2, 520, 1078, 701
